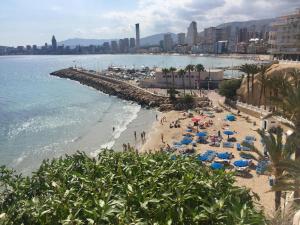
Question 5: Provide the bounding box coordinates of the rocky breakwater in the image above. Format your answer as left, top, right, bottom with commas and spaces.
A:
51, 68, 173, 110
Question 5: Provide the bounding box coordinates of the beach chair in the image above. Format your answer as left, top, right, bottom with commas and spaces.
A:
256, 160, 269, 175
237, 143, 251, 151
223, 142, 234, 148
243, 139, 254, 146
245, 136, 256, 141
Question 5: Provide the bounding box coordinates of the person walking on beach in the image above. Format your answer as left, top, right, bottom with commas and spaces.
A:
142, 131, 146, 140
161, 133, 164, 143
112, 126, 115, 132
134, 131, 137, 140
156, 114, 158, 121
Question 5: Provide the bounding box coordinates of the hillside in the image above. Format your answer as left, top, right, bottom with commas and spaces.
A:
237, 63, 300, 105
58, 33, 176, 48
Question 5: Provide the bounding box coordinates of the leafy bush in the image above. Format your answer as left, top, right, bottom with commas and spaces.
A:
0, 151, 265, 224
219, 79, 242, 100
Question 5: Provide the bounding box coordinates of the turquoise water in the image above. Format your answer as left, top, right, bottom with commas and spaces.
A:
0, 55, 252, 173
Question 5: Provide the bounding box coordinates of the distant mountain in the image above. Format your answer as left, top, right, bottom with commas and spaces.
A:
58, 38, 117, 47
216, 18, 275, 31
58, 33, 177, 48
140, 33, 177, 46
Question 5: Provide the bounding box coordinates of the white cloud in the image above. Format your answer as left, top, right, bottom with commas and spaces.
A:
89, 0, 299, 39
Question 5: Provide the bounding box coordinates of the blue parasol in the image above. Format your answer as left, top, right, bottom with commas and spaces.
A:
234, 160, 249, 167
186, 129, 192, 132
226, 114, 236, 121
196, 132, 207, 137
211, 162, 224, 170
223, 130, 235, 139
217, 152, 231, 159
181, 139, 193, 145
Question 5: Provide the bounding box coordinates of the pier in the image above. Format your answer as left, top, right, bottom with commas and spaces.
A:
50, 68, 173, 110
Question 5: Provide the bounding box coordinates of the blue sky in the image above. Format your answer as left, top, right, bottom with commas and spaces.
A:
0, 0, 299, 46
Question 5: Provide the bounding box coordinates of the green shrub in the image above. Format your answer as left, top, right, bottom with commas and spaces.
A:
219, 79, 242, 100
0, 151, 265, 224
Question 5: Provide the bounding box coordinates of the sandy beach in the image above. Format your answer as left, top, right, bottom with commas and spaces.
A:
140, 91, 278, 215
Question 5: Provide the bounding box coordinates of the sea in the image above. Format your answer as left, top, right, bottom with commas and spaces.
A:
0, 54, 255, 174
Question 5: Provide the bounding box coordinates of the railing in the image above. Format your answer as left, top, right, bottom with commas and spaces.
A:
236, 101, 294, 126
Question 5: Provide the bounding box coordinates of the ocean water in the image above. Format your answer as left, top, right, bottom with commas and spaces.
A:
0, 54, 253, 173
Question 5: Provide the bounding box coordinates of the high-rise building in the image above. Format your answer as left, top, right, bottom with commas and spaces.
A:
119, 39, 125, 53
130, 38, 135, 48
186, 21, 197, 46
51, 35, 57, 50
163, 33, 173, 52
135, 23, 140, 49
111, 41, 118, 53
177, 33, 185, 45
123, 38, 129, 53
238, 28, 248, 42
268, 9, 300, 60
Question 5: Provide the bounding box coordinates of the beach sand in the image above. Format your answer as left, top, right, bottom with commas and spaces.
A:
140, 91, 276, 215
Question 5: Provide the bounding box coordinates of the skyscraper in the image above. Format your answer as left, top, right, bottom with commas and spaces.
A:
123, 38, 129, 53
177, 33, 185, 45
135, 23, 140, 49
51, 35, 57, 50
186, 21, 197, 46
111, 41, 118, 53
163, 33, 173, 52
130, 38, 135, 48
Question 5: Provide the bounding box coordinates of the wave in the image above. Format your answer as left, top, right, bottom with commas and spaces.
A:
112, 104, 141, 140
90, 140, 115, 158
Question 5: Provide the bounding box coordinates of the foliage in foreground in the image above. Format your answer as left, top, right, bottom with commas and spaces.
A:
0, 151, 265, 225
219, 78, 242, 100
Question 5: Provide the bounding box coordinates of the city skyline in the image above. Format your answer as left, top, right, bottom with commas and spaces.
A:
0, 0, 299, 46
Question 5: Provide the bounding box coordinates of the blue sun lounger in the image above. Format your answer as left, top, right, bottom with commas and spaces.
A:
237, 143, 251, 151
223, 142, 234, 148
198, 150, 216, 162
245, 136, 256, 141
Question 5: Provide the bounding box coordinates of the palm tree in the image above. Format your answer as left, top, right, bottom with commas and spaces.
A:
239, 64, 253, 104
243, 128, 295, 210
169, 67, 177, 90
178, 69, 186, 96
289, 68, 300, 89
257, 64, 271, 109
250, 64, 260, 101
195, 64, 205, 95
185, 64, 195, 94
162, 68, 169, 90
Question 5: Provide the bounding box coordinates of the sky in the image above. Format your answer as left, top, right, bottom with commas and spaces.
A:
0, 0, 299, 46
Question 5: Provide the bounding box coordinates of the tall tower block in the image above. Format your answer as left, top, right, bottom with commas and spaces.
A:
135, 23, 140, 49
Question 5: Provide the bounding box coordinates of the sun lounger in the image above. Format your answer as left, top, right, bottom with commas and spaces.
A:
236, 143, 251, 151
256, 160, 269, 174
198, 150, 216, 162
223, 142, 234, 148
243, 140, 254, 145
245, 136, 256, 141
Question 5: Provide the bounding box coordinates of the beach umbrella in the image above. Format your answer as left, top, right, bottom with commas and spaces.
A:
223, 130, 235, 139
196, 132, 207, 137
186, 129, 193, 132
217, 152, 231, 160
191, 117, 200, 122
226, 114, 236, 121
211, 162, 224, 170
181, 139, 193, 145
234, 160, 249, 167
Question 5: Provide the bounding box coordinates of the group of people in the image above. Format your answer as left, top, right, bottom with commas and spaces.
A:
134, 131, 146, 143
169, 120, 181, 128
160, 116, 167, 125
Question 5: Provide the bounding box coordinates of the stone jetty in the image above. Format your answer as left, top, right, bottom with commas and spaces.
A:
50, 68, 210, 111
51, 68, 172, 109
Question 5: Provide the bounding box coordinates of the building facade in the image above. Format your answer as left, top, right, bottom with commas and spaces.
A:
139, 69, 224, 89
163, 33, 173, 52
186, 21, 198, 46
135, 23, 140, 49
268, 9, 300, 61
177, 33, 186, 45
